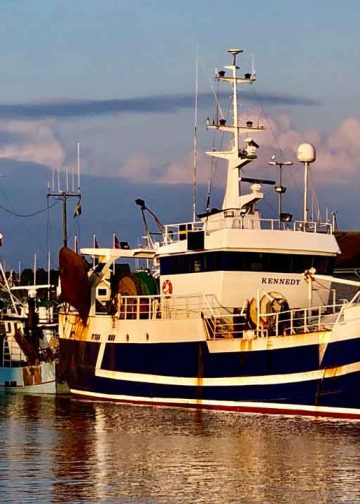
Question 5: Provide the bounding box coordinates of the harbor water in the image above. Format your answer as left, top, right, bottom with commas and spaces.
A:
0, 393, 359, 504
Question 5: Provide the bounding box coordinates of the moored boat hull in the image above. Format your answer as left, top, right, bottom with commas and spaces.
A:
58, 325, 360, 419
0, 361, 57, 394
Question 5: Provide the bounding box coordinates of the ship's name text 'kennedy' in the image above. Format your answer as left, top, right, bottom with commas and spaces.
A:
261, 278, 301, 285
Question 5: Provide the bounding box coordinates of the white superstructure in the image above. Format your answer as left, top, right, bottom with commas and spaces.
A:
151, 49, 339, 310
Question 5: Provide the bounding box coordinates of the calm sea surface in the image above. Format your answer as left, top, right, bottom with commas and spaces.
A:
0, 393, 360, 504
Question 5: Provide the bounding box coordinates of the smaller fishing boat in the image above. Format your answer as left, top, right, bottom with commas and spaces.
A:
0, 260, 58, 394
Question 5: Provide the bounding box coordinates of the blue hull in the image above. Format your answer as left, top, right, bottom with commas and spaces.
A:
59, 337, 360, 418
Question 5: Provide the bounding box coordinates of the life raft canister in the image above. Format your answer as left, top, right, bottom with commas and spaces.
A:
162, 279, 173, 295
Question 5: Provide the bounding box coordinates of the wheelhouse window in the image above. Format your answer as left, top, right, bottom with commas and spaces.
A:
160, 252, 335, 275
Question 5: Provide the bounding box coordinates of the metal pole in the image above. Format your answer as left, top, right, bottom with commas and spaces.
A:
192, 45, 199, 223
278, 163, 283, 217
62, 194, 68, 247
268, 158, 292, 221
33, 253, 37, 286
77, 142, 81, 191
304, 161, 309, 222
47, 250, 51, 301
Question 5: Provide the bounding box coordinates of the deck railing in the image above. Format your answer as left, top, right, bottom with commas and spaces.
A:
106, 291, 349, 341
110, 293, 225, 321
255, 303, 345, 338
162, 218, 332, 243
201, 301, 347, 340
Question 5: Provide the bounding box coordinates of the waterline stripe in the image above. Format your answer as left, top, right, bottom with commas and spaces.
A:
69, 390, 360, 419
95, 360, 360, 387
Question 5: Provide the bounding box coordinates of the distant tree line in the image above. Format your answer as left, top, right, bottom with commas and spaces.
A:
4, 268, 59, 287
19, 268, 59, 286
1, 268, 59, 302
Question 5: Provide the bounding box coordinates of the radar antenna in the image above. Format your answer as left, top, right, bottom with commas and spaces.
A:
227, 48, 243, 67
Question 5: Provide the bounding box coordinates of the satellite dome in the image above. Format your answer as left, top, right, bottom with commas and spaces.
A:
297, 143, 316, 163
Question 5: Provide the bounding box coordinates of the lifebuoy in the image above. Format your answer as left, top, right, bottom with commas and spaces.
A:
162, 279, 173, 295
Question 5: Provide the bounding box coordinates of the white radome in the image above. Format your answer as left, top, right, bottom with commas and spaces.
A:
297, 143, 316, 163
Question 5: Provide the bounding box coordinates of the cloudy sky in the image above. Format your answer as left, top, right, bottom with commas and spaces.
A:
0, 0, 360, 267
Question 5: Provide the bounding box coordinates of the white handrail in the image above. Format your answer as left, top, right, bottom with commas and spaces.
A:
162, 217, 332, 244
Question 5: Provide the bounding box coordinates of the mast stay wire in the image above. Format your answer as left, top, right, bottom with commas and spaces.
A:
201, 53, 223, 212
250, 86, 286, 158
0, 183, 59, 261
206, 96, 233, 212
308, 167, 322, 220
249, 85, 307, 197
0, 200, 58, 217
252, 87, 321, 220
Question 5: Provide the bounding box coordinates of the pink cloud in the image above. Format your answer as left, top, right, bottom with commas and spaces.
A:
118, 151, 212, 185
118, 156, 163, 182
0, 119, 65, 168
159, 151, 211, 185
117, 115, 360, 187
2, 113, 359, 191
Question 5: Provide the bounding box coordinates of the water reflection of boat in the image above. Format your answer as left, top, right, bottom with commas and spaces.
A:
58, 49, 360, 419
0, 264, 58, 393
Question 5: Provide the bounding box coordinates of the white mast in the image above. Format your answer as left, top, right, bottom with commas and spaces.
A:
206, 49, 264, 210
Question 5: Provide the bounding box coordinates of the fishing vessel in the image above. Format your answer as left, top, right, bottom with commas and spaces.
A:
0, 262, 58, 393
58, 49, 360, 419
